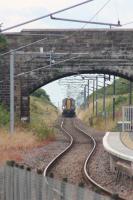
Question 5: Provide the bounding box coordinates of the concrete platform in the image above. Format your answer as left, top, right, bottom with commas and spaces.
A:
103, 132, 133, 162
121, 132, 133, 150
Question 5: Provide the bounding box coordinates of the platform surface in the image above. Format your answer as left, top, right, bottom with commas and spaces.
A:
120, 132, 133, 150
103, 132, 133, 162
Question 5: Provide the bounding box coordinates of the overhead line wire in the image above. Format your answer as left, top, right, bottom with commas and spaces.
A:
0, 0, 113, 57
0, 38, 47, 56
0, 0, 114, 83
89, 0, 112, 21
122, 21, 133, 26
113, 0, 120, 21
14, 54, 86, 77
82, 0, 112, 28
0, 54, 86, 83
0, 0, 93, 33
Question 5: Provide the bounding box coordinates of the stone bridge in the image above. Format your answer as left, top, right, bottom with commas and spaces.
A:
1, 29, 133, 121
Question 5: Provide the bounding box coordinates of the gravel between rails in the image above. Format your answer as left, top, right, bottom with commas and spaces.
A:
19, 118, 69, 170
75, 118, 133, 200
88, 141, 133, 200
48, 118, 93, 187
18, 117, 133, 199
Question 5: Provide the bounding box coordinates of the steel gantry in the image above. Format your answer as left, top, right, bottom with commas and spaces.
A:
58, 74, 112, 120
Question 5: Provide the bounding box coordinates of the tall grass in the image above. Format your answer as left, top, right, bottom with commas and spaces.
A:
28, 121, 55, 141
0, 96, 58, 165
29, 96, 58, 140
0, 104, 9, 127
78, 94, 130, 132
0, 127, 52, 165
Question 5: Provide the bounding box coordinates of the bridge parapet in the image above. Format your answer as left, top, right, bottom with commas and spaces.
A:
1, 29, 133, 121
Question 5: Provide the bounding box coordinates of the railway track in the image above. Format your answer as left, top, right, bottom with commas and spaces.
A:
44, 117, 125, 200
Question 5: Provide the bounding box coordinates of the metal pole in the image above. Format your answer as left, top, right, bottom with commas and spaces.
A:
93, 80, 95, 114
88, 80, 89, 107
10, 50, 15, 134
96, 76, 98, 116
103, 74, 106, 120
84, 85, 87, 108
0, 38, 47, 56
113, 76, 116, 121
50, 51, 51, 67
51, 15, 121, 27
129, 80, 132, 105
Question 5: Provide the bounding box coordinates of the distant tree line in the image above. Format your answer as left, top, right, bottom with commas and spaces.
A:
31, 88, 50, 102
0, 35, 8, 52
89, 78, 130, 99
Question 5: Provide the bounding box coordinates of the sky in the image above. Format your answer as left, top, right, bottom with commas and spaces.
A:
1, 0, 133, 31
1, 0, 133, 107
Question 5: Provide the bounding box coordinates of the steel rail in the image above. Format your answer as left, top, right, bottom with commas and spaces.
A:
43, 118, 74, 197
43, 117, 125, 199
73, 119, 126, 200
44, 119, 73, 177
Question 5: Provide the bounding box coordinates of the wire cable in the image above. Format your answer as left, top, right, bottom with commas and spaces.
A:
0, 54, 86, 83
90, 0, 112, 21
0, 0, 114, 58
82, 0, 112, 29
113, 0, 120, 21
122, 21, 133, 26
0, 0, 93, 33
0, 0, 114, 84
0, 37, 47, 56
14, 54, 86, 77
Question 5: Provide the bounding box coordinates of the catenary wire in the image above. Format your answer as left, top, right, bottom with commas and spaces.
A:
0, 0, 93, 33
122, 21, 133, 26
113, 0, 120, 21
0, 0, 115, 83
0, 54, 85, 83
82, 0, 112, 29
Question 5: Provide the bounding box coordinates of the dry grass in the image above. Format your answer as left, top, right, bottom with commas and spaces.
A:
30, 96, 58, 126
77, 96, 125, 132
92, 116, 118, 131
0, 96, 58, 165
0, 127, 52, 165
29, 96, 59, 140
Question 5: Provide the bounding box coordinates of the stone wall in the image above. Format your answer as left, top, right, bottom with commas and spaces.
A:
1, 29, 133, 120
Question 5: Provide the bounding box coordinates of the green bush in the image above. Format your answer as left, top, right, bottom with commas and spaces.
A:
29, 121, 54, 140
0, 35, 8, 52
0, 104, 9, 126
115, 95, 127, 106
88, 78, 130, 100
31, 89, 50, 101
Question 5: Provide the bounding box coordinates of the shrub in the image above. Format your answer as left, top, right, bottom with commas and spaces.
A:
0, 35, 8, 52
0, 104, 9, 127
29, 121, 55, 140
31, 89, 50, 101
115, 95, 127, 106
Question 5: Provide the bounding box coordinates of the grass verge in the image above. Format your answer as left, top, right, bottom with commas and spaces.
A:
0, 95, 59, 165
77, 94, 129, 132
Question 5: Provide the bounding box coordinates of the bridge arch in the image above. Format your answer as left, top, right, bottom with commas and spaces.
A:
1, 29, 133, 121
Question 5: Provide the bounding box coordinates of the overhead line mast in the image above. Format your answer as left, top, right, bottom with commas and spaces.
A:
50, 15, 121, 27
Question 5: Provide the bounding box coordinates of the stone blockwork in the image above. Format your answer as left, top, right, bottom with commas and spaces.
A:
1, 29, 133, 121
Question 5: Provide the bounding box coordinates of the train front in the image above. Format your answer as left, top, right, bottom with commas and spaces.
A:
62, 98, 76, 117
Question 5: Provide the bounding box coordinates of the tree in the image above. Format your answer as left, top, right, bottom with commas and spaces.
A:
0, 35, 8, 52
31, 88, 50, 101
